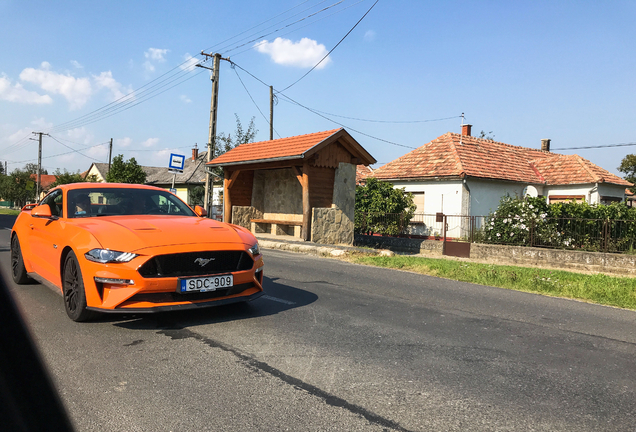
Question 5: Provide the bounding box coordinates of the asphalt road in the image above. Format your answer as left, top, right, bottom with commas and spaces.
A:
1, 214, 636, 431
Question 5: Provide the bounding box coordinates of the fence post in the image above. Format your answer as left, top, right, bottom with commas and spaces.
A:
603, 219, 608, 253
530, 219, 535, 247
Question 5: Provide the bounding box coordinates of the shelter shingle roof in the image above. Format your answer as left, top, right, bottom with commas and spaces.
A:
373, 132, 632, 187
207, 128, 376, 167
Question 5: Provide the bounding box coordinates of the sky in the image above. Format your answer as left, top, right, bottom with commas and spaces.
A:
1, 0, 635, 179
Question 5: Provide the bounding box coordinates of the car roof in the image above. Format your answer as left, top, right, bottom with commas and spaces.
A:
57, 183, 166, 192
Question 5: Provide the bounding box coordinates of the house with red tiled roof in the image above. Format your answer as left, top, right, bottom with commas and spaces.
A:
208, 128, 376, 244
356, 165, 373, 185
30, 174, 57, 200
372, 124, 632, 219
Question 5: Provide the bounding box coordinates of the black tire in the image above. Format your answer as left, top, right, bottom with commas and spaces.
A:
62, 251, 95, 322
10, 235, 30, 284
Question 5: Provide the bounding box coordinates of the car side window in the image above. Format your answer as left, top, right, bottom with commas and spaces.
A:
40, 189, 63, 217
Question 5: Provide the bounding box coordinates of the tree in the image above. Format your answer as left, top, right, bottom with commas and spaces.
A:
106, 155, 147, 184
23, 163, 48, 175
618, 154, 636, 192
208, 114, 258, 179
355, 177, 416, 235
215, 114, 258, 158
189, 185, 205, 207
49, 168, 98, 188
478, 130, 495, 141
0, 168, 37, 207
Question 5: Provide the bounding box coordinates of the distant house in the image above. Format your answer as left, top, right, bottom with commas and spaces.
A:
84, 147, 222, 207
31, 174, 57, 200
356, 165, 373, 185
372, 124, 633, 218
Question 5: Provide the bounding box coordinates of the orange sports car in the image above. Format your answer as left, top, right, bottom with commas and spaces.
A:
10, 183, 264, 321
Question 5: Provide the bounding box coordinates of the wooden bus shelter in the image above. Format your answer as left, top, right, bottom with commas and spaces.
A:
207, 128, 376, 242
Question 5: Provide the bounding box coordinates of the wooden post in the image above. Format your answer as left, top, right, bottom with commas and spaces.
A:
301, 161, 311, 241
223, 170, 232, 223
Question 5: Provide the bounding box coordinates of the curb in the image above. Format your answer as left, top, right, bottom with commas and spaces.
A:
256, 236, 394, 258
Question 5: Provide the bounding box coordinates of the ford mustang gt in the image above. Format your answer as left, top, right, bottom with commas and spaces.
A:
10, 183, 264, 321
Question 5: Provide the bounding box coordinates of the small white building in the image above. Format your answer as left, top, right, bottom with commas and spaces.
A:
372, 125, 633, 237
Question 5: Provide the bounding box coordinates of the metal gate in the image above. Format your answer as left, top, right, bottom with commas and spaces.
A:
440, 213, 473, 258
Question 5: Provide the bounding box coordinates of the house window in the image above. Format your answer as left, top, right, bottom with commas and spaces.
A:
548, 195, 585, 204
600, 196, 622, 205
412, 192, 425, 213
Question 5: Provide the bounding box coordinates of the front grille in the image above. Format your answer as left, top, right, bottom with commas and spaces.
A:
124, 282, 254, 304
138, 251, 253, 278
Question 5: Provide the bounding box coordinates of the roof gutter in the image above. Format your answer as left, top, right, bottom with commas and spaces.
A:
207, 155, 302, 168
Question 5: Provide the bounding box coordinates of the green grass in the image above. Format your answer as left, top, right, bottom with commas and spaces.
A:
348, 255, 636, 310
0, 208, 20, 215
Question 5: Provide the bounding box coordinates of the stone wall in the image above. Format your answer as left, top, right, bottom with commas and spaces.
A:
332, 162, 355, 220
252, 169, 302, 221
312, 207, 354, 245
310, 162, 356, 245
232, 206, 263, 230
354, 234, 636, 275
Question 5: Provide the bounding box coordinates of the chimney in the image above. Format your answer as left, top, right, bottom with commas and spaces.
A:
541, 139, 551, 152
461, 124, 472, 136
192, 143, 198, 160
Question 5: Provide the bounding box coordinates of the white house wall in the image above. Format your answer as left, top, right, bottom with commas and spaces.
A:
544, 184, 594, 203
465, 179, 528, 216
392, 180, 464, 215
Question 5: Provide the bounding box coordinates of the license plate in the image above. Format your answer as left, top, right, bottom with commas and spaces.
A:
178, 275, 233, 293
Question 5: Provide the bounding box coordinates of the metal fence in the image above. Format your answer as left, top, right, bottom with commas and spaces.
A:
355, 212, 636, 254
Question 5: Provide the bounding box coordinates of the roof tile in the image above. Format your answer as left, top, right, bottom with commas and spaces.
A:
373, 132, 632, 187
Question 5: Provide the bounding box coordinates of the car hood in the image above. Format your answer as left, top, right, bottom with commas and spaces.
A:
71, 216, 246, 252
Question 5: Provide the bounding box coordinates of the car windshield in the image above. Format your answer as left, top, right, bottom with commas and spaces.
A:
67, 188, 196, 218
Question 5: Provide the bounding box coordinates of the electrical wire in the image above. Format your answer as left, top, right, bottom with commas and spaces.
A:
278, 0, 379, 93
277, 93, 416, 149
230, 64, 282, 139
220, 1, 346, 55
40, 1, 352, 136
552, 142, 636, 150
48, 135, 104, 163
230, 0, 367, 58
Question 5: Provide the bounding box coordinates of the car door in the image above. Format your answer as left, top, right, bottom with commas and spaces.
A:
28, 189, 65, 286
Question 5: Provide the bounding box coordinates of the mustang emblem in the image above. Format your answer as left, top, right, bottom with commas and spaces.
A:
194, 257, 215, 267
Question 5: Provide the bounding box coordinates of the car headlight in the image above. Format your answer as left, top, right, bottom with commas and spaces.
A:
85, 249, 138, 263
248, 243, 260, 256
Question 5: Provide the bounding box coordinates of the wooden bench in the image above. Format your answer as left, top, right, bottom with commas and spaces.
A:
250, 218, 302, 237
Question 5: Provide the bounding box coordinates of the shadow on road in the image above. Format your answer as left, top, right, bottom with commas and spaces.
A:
111, 276, 317, 330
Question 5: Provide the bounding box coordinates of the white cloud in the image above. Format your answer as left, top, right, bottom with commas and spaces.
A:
145, 48, 169, 62
364, 30, 376, 42
19, 62, 92, 110
180, 53, 199, 72
66, 127, 93, 145
144, 48, 169, 73
141, 137, 159, 148
71, 60, 83, 69
116, 137, 133, 148
93, 71, 131, 101
0, 74, 53, 105
255, 37, 331, 69
180, 94, 191, 104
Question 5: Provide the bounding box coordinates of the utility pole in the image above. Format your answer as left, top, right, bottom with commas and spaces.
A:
270, 86, 274, 140
197, 52, 222, 216
32, 132, 47, 201
108, 138, 113, 172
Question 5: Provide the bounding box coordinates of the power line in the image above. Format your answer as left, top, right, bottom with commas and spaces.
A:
552, 142, 636, 150
220, 0, 346, 55
278, 0, 379, 93
277, 93, 416, 149
231, 65, 282, 139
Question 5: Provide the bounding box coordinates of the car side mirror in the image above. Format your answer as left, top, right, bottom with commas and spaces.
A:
32, 204, 56, 219
194, 205, 207, 217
